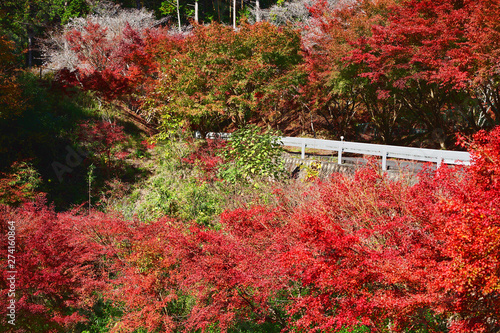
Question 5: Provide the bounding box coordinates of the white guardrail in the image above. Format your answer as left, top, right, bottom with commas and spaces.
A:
279, 137, 470, 170
202, 132, 471, 171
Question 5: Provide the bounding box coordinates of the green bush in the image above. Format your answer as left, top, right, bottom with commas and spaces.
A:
108, 140, 225, 225
219, 125, 286, 183
107, 136, 290, 226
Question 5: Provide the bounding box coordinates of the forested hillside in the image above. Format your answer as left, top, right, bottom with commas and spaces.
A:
1, 0, 500, 332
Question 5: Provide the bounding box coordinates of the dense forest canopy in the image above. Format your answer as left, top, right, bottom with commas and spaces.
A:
1, 0, 500, 332
2, 0, 500, 143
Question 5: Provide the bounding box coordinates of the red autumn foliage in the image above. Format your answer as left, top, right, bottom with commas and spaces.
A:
335, 0, 500, 142
347, 0, 471, 88
178, 206, 294, 331
300, 0, 394, 138
141, 139, 156, 150
181, 139, 227, 182
76, 120, 128, 174
277, 127, 500, 332
298, 0, 500, 144
0, 161, 42, 206
279, 167, 445, 331
177, 128, 500, 332
0, 200, 105, 331
63, 21, 129, 100
59, 21, 160, 101
2, 126, 500, 332
431, 127, 500, 332
104, 218, 187, 332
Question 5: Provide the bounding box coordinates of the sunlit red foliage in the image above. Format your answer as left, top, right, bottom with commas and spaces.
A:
301, 0, 404, 142
2, 126, 500, 332
432, 127, 500, 332
48, 1, 500, 140
279, 166, 444, 331
337, 0, 500, 143
463, 0, 500, 123
178, 206, 294, 331
141, 139, 156, 150
181, 139, 226, 182
59, 22, 160, 101
348, 0, 471, 87
299, 0, 500, 144
0, 200, 105, 331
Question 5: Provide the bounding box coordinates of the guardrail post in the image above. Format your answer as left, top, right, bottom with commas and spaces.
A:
437, 156, 443, 168
382, 151, 388, 171
338, 137, 344, 165
301, 142, 306, 159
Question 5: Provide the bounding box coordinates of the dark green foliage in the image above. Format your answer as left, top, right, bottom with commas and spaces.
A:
76, 298, 123, 333
0, 72, 93, 206
0, 0, 90, 66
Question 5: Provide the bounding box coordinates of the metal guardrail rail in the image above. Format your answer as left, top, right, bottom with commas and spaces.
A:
200, 132, 471, 171
279, 137, 471, 171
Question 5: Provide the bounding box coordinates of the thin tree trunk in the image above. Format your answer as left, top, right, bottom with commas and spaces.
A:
195, 0, 198, 22
233, 0, 236, 28
256, 0, 260, 22
216, 0, 220, 22
177, 0, 181, 32
27, 27, 33, 67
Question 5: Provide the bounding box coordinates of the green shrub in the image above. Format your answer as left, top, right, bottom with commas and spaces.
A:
108, 140, 225, 225
219, 125, 286, 183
